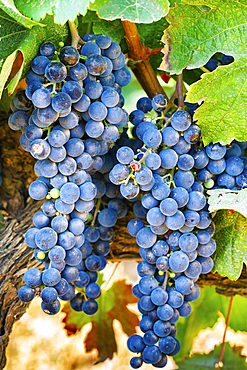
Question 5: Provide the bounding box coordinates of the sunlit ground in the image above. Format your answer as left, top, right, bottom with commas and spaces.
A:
5, 262, 247, 370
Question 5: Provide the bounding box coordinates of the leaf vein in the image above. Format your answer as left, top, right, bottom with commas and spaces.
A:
0, 29, 26, 40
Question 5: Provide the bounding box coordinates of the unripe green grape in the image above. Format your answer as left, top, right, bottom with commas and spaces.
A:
37, 251, 46, 260
50, 188, 60, 199
204, 179, 214, 189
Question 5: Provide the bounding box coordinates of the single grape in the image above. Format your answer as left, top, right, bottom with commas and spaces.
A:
45, 62, 67, 83
59, 46, 80, 67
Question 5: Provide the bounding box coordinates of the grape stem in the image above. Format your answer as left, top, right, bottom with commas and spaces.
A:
68, 20, 83, 48
138, 148, 151, 163
121, 20, 166, 99
43, 126, 52, 140
160, 117, 170, 131
161, 271, 169, 290
176, 73, 184, 110
160, 90, 177, 131
42, 82, 55, 88
91, 198, 101, 227
200, 66, 210, 73
120, 172, 137, 186
145, 47, 163, 57
163, 173, 173, 186
51, 83, 57, 96
163, 167, 175, 188
215, 296, 234, 368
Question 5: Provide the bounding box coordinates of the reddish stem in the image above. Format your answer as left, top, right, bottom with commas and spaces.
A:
121, 20, 165, 99
144, 46, 163, 57
161, 89, 177, 121
176, 73, 183, 109
215, 296, 234, 367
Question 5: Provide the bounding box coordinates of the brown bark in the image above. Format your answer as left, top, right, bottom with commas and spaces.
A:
0, 114, 35, 213
121, 20, 165, 99
0, 201, 42, 369
0, 113, 38, 368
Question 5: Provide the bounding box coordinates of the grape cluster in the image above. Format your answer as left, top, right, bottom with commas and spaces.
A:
109, 97, 247, 368
9, 35, 131, 315
193, 141, 247, 190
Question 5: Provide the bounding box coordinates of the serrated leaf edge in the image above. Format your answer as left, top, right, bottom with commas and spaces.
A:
0, 50, 19, 99
0, 0, 45, 28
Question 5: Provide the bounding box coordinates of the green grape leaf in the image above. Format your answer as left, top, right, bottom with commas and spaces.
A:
93, 19, 125, 44
0, 9, 26, 69
169, 0, 182, 5
159, 0, 247, 145
52, 0, 92, 25
175, 286, 247, 359
137, 18, 169, 71
0, 88, 12, 114
0, 50, 19, 97
160, 0, 247, 74
0, 13, 69, 98
78, 11, 126, 45
182, 67, 203, 85
89, 0, 169, 23
137, 18, 168, 49
13, 0, 53, 22
229, 293, 247, 331
77, 11, 100, 41
14, 0, 94, 25
175, 286, 221, 359
208, 189, 247, 217
79, 9, 100, 23
177, 343, 247, 370
0, 0, 44, 28
62, 279, 139, 362
185, 60, 247, 145
212, 210, 247, 280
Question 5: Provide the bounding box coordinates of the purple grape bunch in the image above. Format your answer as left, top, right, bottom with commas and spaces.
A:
111, 96, 247, 368
10, 34, 131, 315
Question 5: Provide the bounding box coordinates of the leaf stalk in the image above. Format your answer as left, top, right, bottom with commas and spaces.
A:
68, 20, 83, 48
176, 73, 184, 109
215, 296, 234, 368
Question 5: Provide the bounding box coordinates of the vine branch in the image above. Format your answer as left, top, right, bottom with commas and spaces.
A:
68, 20, 83, 48
144, 46, 163, 57
121, 20, 166, 99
